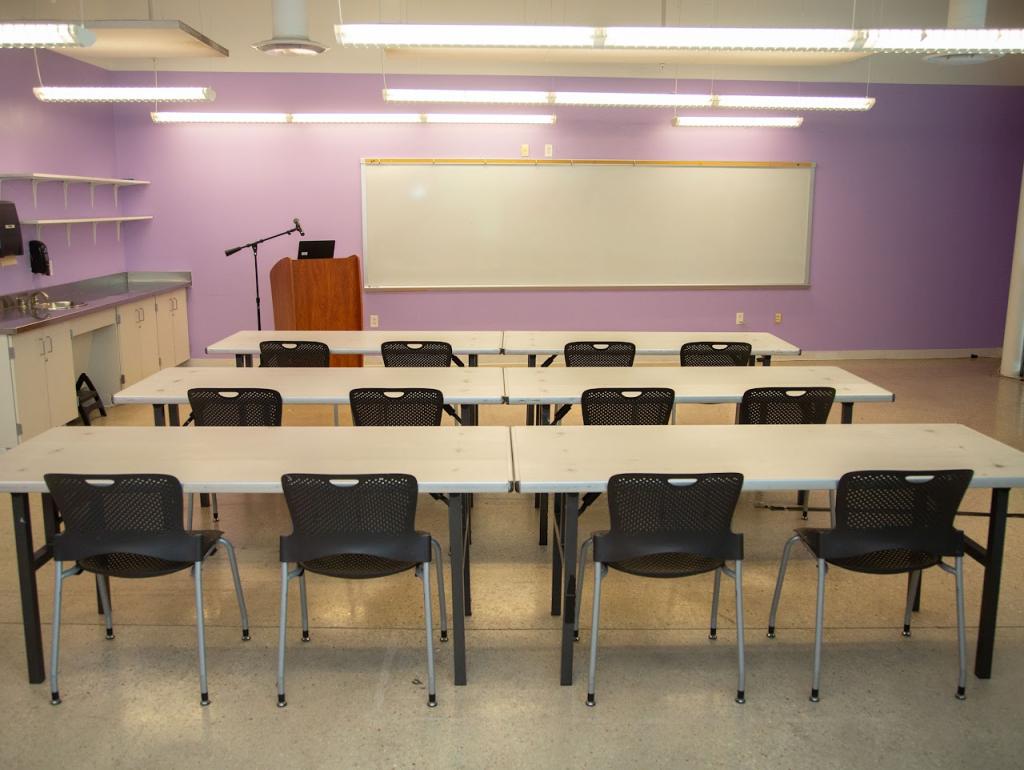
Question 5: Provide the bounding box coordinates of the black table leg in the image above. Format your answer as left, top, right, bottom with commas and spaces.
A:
538, 404, 550, 543
841, 403, 854, 424
527, 354, 536, 427
447, 493, 467, 685
551, 494, 563, 615
975, 487, 1009, 678
235, 354, 245, 368
463, 494, 472, 617
763, 355, 773, 366
468, 354, 478, 367
12, 493, 45, 683
152, 404, 166, 426
560, 492, 580, 686
245, 354, 254, 367
167, 404, 180, 426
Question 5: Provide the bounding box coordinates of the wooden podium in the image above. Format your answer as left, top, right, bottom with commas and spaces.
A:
269, 254, 363, 367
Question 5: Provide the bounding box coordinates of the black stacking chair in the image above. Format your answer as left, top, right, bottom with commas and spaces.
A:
739, 386, 836, 519
259, 340, 330, 368
186, 387, 283, 526
45, 473, 249, 707
767, 469, 973, 702
381, 340, 464, 368
575, 473, 746, 706
350, 387, 444, 427
563, 341, 636, 368
680, 342, 752, 366
277, 473, 447, 708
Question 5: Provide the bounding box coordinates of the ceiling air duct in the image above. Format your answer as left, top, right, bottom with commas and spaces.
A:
925, 0, 1001, 64
253, 0, 327, 56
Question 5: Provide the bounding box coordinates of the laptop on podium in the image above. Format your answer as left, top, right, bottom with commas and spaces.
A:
297, 240, 335, 259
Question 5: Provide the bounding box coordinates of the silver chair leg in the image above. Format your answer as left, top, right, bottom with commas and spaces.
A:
431, 539, 449, 642
211, 492, 219, 522
50, 561, 66, 705
733, 561, 746, 703
903, 570, 921, 637
333, 403, 340, 426
277, 562, 291, 707
193, 560, 210, 706
709, 567, 722, 640
298, 569, 310, 642
96, 573, 114, 639
954, 556, 967, 700
420, 560, 438, 707
216, 536, 250, 640
810, 558, 826, 702
186, 494, 194, 530
573, 537, 593, 641
767, 534, 801, 637
586, 562, 605, 707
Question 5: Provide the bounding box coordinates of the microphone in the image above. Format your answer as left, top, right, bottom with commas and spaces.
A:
293, 218, 305, 236
224, 245, 243, 257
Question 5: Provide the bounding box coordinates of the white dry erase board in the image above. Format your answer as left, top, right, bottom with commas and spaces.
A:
360, 159, 815, 290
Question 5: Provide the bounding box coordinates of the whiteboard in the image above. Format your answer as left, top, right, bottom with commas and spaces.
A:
361, 160, 814, 290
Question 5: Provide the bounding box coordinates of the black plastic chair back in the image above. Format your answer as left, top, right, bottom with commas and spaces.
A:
564, 341, 636, 367
608, 473, 744, 536
282, 474, 418, 537
581, 388, 675, 426
835, 470, 973, 534
187, 388, 283, 427
259, 341, 330, 368
349, 388, 444, 426
680, 342, 752, 366
737, 386, 836, 425
381, 341, 454, 367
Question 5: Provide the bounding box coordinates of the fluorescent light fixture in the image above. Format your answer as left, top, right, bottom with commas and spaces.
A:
603, 26, 858, 51
336, 23, 596, 47
34, 86, 216, 103
151, 112, 289, 124
382, 87, 870, 111
862, 28, 1024, 53
673, 116, 804, 128
384, 88, 551, 105
152, 112, 556, 125
335, 22, 1024, 55
714, 95, 874, 111
0, 22, 95, 48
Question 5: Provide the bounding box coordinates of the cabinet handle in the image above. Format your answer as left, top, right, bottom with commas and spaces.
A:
172, 297, 178, 311
139, 307, 145, 322
40, 337, 47, 356
45, 336, 53, 354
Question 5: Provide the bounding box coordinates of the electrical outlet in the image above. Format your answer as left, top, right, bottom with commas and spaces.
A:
369, 314, 379, 328
735, 312, 745, 325
774, 312, 783, 324
520, 143, 530, 157
544, 143, 553, 157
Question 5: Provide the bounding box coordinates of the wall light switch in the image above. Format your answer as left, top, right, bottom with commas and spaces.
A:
544, 144, 553, 157
369, 314, 379, 328
735, 312, 745, 325
774, 312, 783, 324
520, 143, 530, 157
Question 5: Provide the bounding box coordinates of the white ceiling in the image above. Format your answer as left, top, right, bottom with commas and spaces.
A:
4, 0, 1024, 85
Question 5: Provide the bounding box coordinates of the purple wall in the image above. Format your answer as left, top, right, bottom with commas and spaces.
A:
6, 51, 1024, 353
0, 51, 129, 293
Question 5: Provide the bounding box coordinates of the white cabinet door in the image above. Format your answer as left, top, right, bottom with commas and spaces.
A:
139, 300, 161, 377
156, 294, 175, 368
117, 302, 144, 387
12, 332, 51, 440
170, 289, 190, 365
44, 322, 77, 427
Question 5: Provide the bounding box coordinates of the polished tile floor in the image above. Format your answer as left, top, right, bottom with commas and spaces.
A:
1, 357, 1022, 768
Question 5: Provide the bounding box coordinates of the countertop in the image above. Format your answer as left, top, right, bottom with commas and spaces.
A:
0, 272, 191, 335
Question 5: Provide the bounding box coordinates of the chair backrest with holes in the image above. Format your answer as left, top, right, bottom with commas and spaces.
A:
680, 342, 752, 366
607, 473, 744, 536
581, 388, 675, 425
564, 341, 636, 367
44, 474, 184, 535
187, 388, 283, 427
281, 474, 418, 536
381, 341, 454, 367
834, 470, 973, 533
737, 386, 836, 425
259, 341, 330, 368
349, 388, 444, 426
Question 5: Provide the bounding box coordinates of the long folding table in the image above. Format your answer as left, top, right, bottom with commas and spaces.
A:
206, 330, 504, 368
114, 366, 505, 427
511, 423, 1024, 686
0, 425, 513, 687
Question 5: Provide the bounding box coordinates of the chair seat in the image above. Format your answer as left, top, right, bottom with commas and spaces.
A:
300, 553, 418, 579
609, 552, 724, 578
828, 548, 941, 574
78, 530, 221, 578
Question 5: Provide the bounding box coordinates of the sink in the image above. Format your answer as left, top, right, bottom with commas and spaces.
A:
34, 300, 87, 311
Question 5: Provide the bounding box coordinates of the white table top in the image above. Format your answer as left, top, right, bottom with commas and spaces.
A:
512, 424, 1024, 493
0, 426, 513, 495
206, 330, 504, 356
114, 366, 505, 406
504, 366, 893, 405
501, 331, 801, 356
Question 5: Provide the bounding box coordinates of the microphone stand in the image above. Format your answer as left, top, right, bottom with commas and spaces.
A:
225, 223, 301, 330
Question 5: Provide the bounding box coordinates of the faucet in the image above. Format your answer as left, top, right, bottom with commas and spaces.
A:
16, 290, 49, 314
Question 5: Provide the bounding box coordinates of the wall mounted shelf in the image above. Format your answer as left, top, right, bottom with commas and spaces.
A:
19, 215, 154, 245
0, 173, 150, 207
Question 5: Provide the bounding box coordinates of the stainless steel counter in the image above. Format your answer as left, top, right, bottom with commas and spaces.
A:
0, 272, 191, 335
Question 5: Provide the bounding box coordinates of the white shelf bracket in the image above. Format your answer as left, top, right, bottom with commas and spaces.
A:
115, 221, 122, 241
65, 222, 71, 247
31, 180, 39, 207
90, 182, 96, 208
63, 181, 70, 209
93, 221, 98, 244
113, 184, 119, 208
